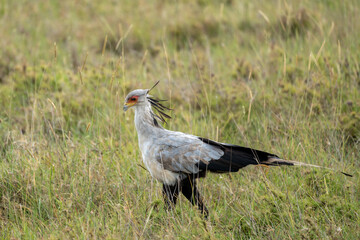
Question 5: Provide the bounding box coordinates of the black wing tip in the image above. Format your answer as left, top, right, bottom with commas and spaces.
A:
198, 137, 280, 158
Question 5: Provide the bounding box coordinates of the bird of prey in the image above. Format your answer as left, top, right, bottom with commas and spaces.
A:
123, 81, 352, 217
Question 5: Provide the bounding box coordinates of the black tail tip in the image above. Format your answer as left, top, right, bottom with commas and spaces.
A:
341, 172, 353, 177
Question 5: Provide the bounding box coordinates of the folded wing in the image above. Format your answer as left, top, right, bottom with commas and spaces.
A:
155, 133, 352, 177
198, 137, 288, 172
154, 132, 223, 175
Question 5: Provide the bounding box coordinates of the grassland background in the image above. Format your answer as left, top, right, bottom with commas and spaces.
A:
0, 0, 359, 239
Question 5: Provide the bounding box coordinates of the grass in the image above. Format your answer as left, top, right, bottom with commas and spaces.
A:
0, 0, 359, 239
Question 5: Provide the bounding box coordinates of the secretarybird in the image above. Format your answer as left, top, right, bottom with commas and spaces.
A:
123, 81, 352, 217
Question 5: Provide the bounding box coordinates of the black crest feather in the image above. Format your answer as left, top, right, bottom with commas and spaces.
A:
147, 81, 172, 124
148, 97, 172, 124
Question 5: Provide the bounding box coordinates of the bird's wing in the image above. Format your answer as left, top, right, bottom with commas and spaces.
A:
153, 133, 353, 177
154, 133, 296, 174
154, 131, 224, 174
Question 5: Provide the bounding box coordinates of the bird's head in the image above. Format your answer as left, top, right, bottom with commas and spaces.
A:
123, 81, 172, 123
123, 89, 149, 112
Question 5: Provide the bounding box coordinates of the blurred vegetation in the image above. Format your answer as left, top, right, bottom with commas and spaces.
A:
0, 0, 359, 239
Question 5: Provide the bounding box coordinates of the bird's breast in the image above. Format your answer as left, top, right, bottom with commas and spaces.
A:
139, 138, 180, 186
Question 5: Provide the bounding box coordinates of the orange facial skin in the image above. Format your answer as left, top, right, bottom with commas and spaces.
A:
123, 95, 139, 111
127, 95, 138, 103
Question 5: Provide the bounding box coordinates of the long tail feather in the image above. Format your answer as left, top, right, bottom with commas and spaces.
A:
263, 157, 353, 177
199, 137, 353, 177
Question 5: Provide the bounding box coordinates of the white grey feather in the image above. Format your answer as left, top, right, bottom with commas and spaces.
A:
125, 89, 223, 185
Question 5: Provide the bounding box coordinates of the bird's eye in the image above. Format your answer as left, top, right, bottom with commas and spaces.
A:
130, 97, 137, 101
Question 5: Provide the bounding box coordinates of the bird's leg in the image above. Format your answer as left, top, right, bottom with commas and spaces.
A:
180, 176, 209, 218
162, 182, 180, 211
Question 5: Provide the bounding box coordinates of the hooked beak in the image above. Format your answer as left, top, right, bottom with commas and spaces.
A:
123, 102, 135, 112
